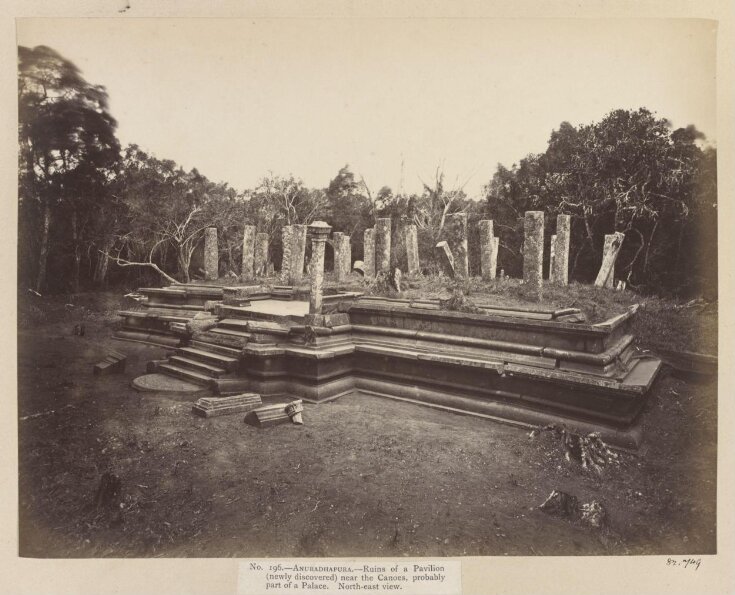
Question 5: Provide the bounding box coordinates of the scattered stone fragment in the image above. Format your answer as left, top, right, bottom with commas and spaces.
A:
245, 400, 304, 428
539, 489, 579, 518
192, 393, 262, 418
285, 400, 304, 424
73, 324, 85, 336
580, 500, 608, 529
93, 350, 127, 375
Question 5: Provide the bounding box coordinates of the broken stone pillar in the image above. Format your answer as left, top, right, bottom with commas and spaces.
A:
479, 219, 497, 280
435, 241, 455, 278
280, 225, 293, 283
405, 224, 420, 275
254, 233, 269, 277
549, 234, 556, 281
595, 232, 625, 288
363, 228, 376, 278
444, 213, 468, 278
241, 225, 256, 280
290, 224, 307, 284
307, 221, 332, 315
342, 235, 352, 276
523, 211, 544, 300
204, 227, 218, 281
375, 218, 391, 274
552, 214, 571, 286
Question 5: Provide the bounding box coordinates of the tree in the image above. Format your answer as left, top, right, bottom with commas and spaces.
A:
18, 45, 120, 292
483, 108, 717, 294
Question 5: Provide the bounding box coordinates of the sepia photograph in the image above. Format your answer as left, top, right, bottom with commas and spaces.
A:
5, 4, 733, 594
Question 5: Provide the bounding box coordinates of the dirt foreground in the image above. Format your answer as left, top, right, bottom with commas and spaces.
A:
17, 310, 716, 558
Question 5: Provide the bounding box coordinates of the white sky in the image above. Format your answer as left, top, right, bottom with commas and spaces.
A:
17, 18, 717, 198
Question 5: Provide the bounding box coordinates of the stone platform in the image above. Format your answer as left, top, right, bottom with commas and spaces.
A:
121, 285, 662, 449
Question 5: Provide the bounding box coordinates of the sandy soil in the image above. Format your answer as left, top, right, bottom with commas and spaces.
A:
18, 316, 716, 558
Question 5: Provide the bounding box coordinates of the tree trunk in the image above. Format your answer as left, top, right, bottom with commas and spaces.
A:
35, 202, 52, 293
176, 246, 191, 283
94, 237, 113, 287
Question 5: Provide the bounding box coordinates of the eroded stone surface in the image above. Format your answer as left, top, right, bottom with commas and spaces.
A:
479, 219, 496, 280
405, 224, 419, 275
375, 218, 391, 274
280, 225, 293, 283
552, 214, 571, 286
595, 232, 625, 288
290, 224, 307, 284
254, 233, 269, 277
435, 241, 455, 278
523, 211, 544, 301
363, 228, 375, 278
308, 221, 331, 315
204, 227, 219, 281
444, 213, 468, 278
241, 225, 256, 280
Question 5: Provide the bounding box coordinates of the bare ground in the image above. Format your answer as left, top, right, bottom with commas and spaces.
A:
17, 297, 717, 558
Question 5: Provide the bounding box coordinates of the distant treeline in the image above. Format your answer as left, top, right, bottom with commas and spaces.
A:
19, 45, 717, 297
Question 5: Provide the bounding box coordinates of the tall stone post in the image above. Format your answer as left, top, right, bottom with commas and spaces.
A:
204, 227, 219, 281
552, 214, 571, 286
241, 225, 256, 280
549, 234, 556, 281
290, 224, 307, 284
405, 224, 420, 275
254, 233, 269, 277
444, 213, 469, 278
523, 211, 544, 300
595, 232, 625, 288
479, 220, 497, 280
307, 221, 332, 316
375, 218, 391, 274
341, 235, 352, 276
491, 237, 499, 279
333, 232, 346, 281
363, 228, 376, 278
280, 225, 293, 283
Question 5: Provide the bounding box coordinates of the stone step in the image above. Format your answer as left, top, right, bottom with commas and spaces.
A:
158, 363, 214, 386
218, 318, 251, 329
193, 330, 249, 349
176, 346, 239, 371
209, 327, 253, 339
190, 340, 242, 358
169, 355, 227, 377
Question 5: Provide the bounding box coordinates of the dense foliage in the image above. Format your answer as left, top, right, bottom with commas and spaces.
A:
18, 47, 717, 297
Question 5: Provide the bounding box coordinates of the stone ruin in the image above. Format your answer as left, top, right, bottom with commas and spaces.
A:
116, 213, 659, 449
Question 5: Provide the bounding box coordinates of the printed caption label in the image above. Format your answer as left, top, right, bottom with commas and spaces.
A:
238, 559, 462, 595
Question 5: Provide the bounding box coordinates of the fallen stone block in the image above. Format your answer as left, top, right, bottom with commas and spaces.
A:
539, 490, 609, 531
94, 351, 127, 375
192, 393, 262, 418
245, 399, 304, 428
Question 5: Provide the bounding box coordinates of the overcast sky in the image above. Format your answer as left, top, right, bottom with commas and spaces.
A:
17, 18, 716, 198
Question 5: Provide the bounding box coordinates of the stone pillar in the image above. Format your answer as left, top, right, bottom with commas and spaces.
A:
444, 213, 468, 278
241, 225, 256, 280
479, 220, 497, 280
523, 211, 544, 300
552, 214, 571, 286
307, 221, 332, 315
435, 241, 455, 278
333, 232, 346, 281
341, 235, 352, 276
491, 237, 499, 279
363, 228, 376, 278
280, 225, 293, 283
290, 224, 307, 284
254, 233, 269, 277
549, 234, 556, 281
375, 218, 391, 274
405, 224, 420, 275
204, 227, 218, 281
595, 232, 625, 288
